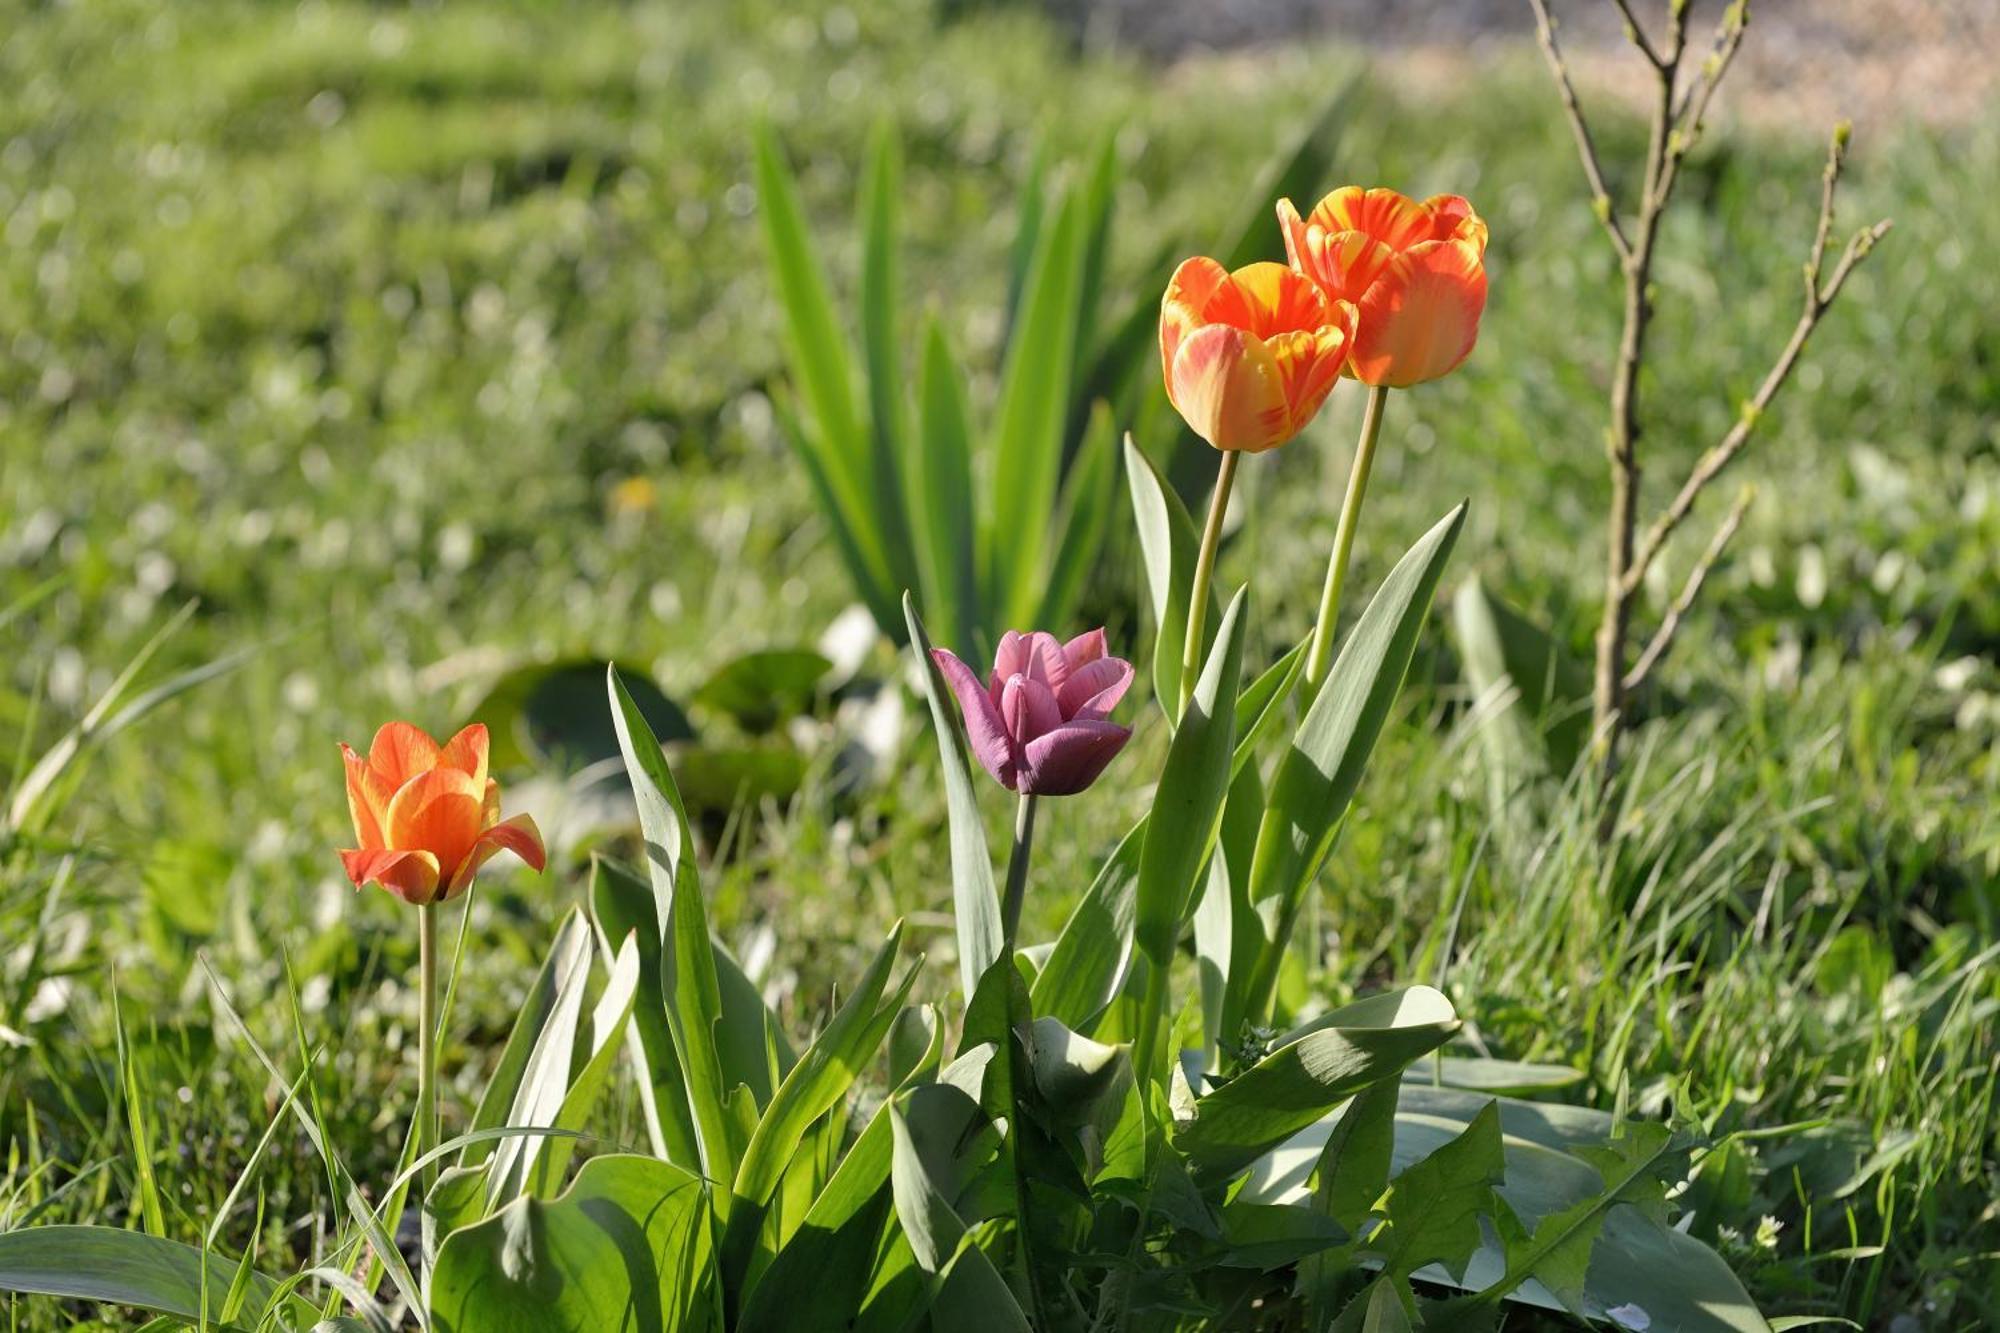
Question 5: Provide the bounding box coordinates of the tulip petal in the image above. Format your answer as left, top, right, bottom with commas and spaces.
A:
1278, 198, 1398, 306
1056, 655, 1135, 722
1021, 631, 1071, 690
1348, 238, 1488, 388
1001, 674, 1064, 749
438, 722, 490, 789
341, 742, 394, 850
934, 647, 1018, 789
1170, 323, 1291, 453
368, 721, 441, 787
1020, 719, 1132, 797
1305, 186, 1435, 252
1061, 628, 1107, 670
1424, 194, 1489, 253
340, 847, 442, 906
1161, 256, 1234, 410
384, 767, 487, 889
446, 813, 547, 897
1265, 320, 1351, 438
1218, 262, 1332, 340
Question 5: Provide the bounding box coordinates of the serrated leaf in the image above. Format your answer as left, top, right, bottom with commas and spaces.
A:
1370, 1102, 1506, 1285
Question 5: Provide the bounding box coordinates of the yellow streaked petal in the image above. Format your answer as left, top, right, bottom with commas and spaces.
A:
1170, 323, 1292, 453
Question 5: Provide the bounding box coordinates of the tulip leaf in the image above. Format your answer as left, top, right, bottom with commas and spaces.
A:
1231, 503, 1466, 1033
1038, 399, 1119, 634
1232, 637, 1309, 779
1173, 986, 1459, 1182
1136, 585, 1248, 967
0, 1226, 306, 1330
430, 1154, 717, 1333
1033, 814, 1144, 1035
522, 931, 644, 1198
989, 187, 1083, 628
904, 594, 1005, 999
477, 907, 595, 1194
609, 665, 742, 1187
912, 316, 982, 656
770, 385, 901, 635
889, 1085, 1031, 1333
1125, 433, 1219, 717
858, 119, 919, 605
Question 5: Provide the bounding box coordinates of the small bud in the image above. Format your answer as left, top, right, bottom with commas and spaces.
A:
1833, 119, 1853, 149
1739, 401, 1762, 428
1592, 194, 1614, 223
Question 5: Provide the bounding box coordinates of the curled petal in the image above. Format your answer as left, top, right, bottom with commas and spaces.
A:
368, 721, 441, 788
384, 767, 486, 888
1057, 655, 1134, 721
1061, 628, 1107, 671
1216, 262, 1332, 340
341, 743, 394, 850
1020, 720, 1132, 796
340, 848, 442, 906
1303, 185, 1435, 251
1278, 198, 1398, 305
1161, 255, 1235, 404
1264, 320, 1351, 438
1348, 238, 1489, 388
438, 723, 490, 790
445, 813, 547, 898
1170, 324, 1291, 453
934, 647, 1018, 789
1000, 674, 1064, 749
1424, 194, 1489, 252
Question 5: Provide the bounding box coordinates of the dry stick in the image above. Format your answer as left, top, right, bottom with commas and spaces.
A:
1607, 0, 1666, 68
1656, 1, 1750, 206
1623, 483, 1755, 694
1528, 0, 1632, 260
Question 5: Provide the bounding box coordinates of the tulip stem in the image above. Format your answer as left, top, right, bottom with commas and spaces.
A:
1305, 385, 1391, 690
1132, 950, 1172, 1100
1001, 792, 1038, 953
1180, 450, 1240, 716
417, 901, 439, 1198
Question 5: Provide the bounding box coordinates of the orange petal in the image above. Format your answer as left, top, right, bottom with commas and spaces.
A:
445, 813, 548, 898
1161, 255, 1233, 410
1170, 323, 1292, 453
341, 743, 395, 850
438, 723, 490, 790
1305, 186, 1435, 252
1278, 198, 1398, 305
1348, 239, 1489, 388
340, 848, 442, 906
383, 767, 486, 887
368, 721, 441, 788
1265, 314, 1352, 437
1423, 194, 1489, 253
1218, 262, 1332, 340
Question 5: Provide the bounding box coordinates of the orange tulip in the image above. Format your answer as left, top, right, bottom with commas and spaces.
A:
339, 721, 546, 906
1159, 258, 1355, 453
1276, 187, 1488, 388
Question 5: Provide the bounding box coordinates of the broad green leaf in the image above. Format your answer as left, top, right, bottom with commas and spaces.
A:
430, 1155, 716, 1333
1198, 759, 1265, 1058
1416, 1057, 1586, 1097
1124, 433, 1216, 716
888, 1086, 1029, 1333
464, 908, 596, 1167
588, 855, 701, 1167
1037, 399, 1119, 632
1302, 1079, 1401, 1326
522, 932, 644, 1197
858, 121, 918, 603
481, 907, 595, 1201
1032, 815, 1143, 1034
911, 316, 982, 654
1212, 1201, 1349, 1270
771, 386, 900, 634
609, 665, 740, 1186
1136, 586, 1248, 967
989, 189, 1083, 627
904, 594, 1004, 999
1026, 1016, 1125, 1127
1370, 1102, 1507, 1284
0, 1227, 300, 1329
471, 657, 692, 772
1174, 987, 1459, 1182
1232, 638, 1308, 779
692, 649, 830, 734
1328, 1278, 1419, 1333
1450, 577, 1590, 782
1232, 504, 1466, 1032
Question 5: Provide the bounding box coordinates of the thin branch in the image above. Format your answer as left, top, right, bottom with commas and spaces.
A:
1623, 129, 1891, 597
1658, 0, 1748, 205
1609, 0, 1667, 68
1526, 0, 1632, 260
1623, 483, 1755, 694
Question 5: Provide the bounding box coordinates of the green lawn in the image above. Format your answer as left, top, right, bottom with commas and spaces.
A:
2, 0, 1995, 1327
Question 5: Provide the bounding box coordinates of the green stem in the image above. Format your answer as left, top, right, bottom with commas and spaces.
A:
1178, 450, 1240, 717
417, 901, 439, 1198
1132, 950, 1172, 1100
1000, 792, 1038, 953
1304, 385, 1391, 690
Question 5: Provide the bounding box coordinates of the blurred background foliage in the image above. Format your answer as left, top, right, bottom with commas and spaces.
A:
1, 0, 1995, 1326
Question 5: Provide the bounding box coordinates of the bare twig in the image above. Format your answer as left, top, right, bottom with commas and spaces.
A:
1623, 484, 1755, 694
1608, 0, 1667, 68
1659, 0, 1748, 204
1526, 0, 1632, 259
1623, 128, 1891, 596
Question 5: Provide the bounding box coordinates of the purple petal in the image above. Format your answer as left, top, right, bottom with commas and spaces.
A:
1022, 632, 1070, 690
1019, 719, 1132, 796
1062, 628, 1108, 670
1056, 655, 1134, 721
933, 648, 1017, 789
1000, 674, 1063, 748
992, 630, 1032, 683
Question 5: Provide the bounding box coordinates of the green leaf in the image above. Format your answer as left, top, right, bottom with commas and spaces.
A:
858, 120, 918, 602
588, 855, 701, 1166
1174, 987, 1459, 1182
888, 1086, 1029, 1333
1136, 586, 1248, 966
472, 658, 692, 771
0, 1227, 299, 1329
609, 665, 741, 1186
1449, 577, 1590, 782
1037, 399, 1119, 632
1216, 81, 1355, 270
1232, 503, 1466, 1032
1124, 433, 1216, 716
988, 189, 1083, 628
430, 1155, 717, 1333
693, 649, 830, 734
904, 594, 1003, 999
1370, 1102, 1507, 1285
521, 931, 644, 1197
1418, 1057, 1586, 1097
1032, 815, 1143, 1034
480, 906, 595, 1201
1302, 1079, 1401, 1324
1328, 1278, 1419, 1333
771, 386, 901, 636
1232, 638, 1308, 779
911, 316, 982, 654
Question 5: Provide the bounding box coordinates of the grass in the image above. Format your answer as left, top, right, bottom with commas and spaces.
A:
2, 0, 1996, 1327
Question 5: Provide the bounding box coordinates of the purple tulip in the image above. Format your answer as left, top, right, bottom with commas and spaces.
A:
932, 629, 1135, 796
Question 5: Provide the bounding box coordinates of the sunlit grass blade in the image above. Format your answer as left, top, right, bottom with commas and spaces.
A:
859, 120, 918, 604
1037, 400, 1119, 632
911, 316, 981, 654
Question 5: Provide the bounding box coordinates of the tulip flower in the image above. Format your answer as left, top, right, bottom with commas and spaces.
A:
1159, 257, 1355, 454
337, 719, 544, 1202
339, 721, 545, 906
934, 629, 1134, 951
1276, 186, 1489, 389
